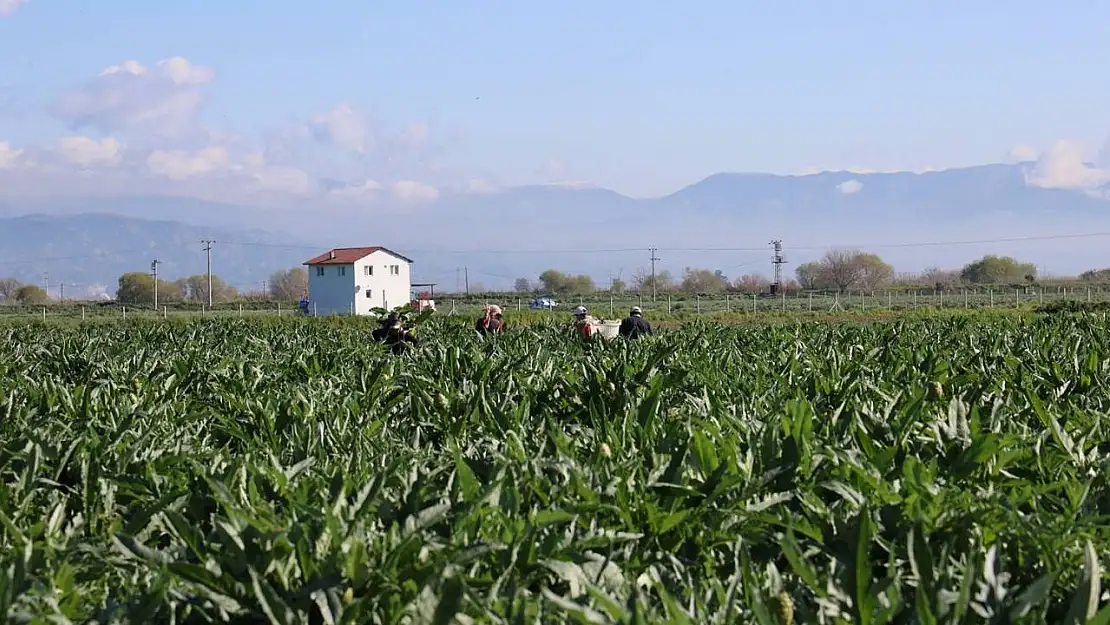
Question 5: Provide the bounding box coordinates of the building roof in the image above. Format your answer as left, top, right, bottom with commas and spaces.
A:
303, 246, 414, 265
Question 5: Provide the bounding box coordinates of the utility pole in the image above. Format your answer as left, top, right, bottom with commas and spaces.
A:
649, 247, 660, 301
201, 240, 215, 306
464, 266, 470, 296
770, 239, 786, 295
151, 259, 161, 308
42, 272, 49, 296
59, 282, 64, 302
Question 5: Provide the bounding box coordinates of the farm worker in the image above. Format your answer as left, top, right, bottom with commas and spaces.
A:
475, 304, 505, 336
572, 305, 600, 338
372, 312, 419, 355
618, 306, 653, 338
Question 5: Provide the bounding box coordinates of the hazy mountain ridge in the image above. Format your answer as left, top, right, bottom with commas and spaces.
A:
3, 162, 1110, 295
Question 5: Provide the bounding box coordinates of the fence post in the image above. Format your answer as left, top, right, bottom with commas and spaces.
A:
668, 295, 672, 313
81, 306, 85, 321
123, 306, 126, 319
1088, 287, 1092, 303
1015, 289, 1019, 306
1039, 290, 1043, 305
913, 291, 917, 309
726, 295, 730, 312
964, 289, 968, 308
809, 292, 813, 312
696, 295, 701, 315
888, 291, 892, 308
752, 293, 757, 313
42, 307, 46, 321
782, 292, 786, 312
240, 303, 244, 317
517, 298, 521, 311
610, 294, 614, 316
313, 302, 317, 317
163, 306, 167, 319
989, 289, 994, 308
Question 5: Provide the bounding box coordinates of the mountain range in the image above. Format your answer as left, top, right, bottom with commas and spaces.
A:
3, 162, 1110, 297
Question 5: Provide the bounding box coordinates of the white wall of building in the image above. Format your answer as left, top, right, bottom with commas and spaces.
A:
354, 250, 411, 314
306, 249, 412, 315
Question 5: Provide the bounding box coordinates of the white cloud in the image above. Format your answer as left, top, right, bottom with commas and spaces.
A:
0, 0, 28, 17
52, 57, 214, 137
251, 165, 314, 195
328, 179, 384, 202
59, 136, 123, 167
1008, 144, 1037, 162
392, 180, 439, 202
147, 147, 229, 180
0, 142, 23, 169
1024, 140, 1110, 191
837, 179, 863, 194
309, 103, 368, 154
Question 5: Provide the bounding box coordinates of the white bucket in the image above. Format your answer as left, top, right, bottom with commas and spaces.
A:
593, 320, 621, 338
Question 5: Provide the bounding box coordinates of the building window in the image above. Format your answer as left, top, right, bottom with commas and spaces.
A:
364, 265, 373, 276
315, 267, 324, 277
338, 266, 346, 276
390, 264, 400, 276
365, 289, 372, 298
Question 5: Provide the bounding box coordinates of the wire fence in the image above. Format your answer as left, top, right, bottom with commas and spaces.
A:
442, 286, 1109, 316
4, 285, 1107, 322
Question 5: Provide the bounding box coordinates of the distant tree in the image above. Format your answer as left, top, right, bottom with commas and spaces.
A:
513, 277, 533, 293
117, 272, 184, 304
732, 274, 770, 294
0, 278, 21, 302
680, 267, 728, 293
1078, 268, 1110, 281
14, 284, 48, 304
960, 255, 1037, 284
920, 266, 962, 289
609, 277, 626, 293
269, 267, 308, 301
537, 269, 594, 294
632, 268, 674, 294
177, 274, 235, 303
816, 249, 894, 290
794, 262, 823, 290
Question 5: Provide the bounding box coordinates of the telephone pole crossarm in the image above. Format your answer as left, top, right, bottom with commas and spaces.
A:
649, 247, 661, 302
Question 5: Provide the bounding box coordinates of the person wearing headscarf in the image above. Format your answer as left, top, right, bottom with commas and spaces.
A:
475, 304, 505, 336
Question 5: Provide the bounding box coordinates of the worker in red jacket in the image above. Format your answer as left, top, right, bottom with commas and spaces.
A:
572, 305, 599, 338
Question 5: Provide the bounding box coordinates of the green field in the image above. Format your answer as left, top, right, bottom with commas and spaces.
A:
2, 313, 1109, 623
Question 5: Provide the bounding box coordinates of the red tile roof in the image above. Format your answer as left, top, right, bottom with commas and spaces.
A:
303, 246, 414, 265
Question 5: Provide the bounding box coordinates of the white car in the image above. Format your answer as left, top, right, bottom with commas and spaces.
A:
529, 297, 558, 310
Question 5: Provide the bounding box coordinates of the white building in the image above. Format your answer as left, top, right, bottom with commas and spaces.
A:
303, 246, 413, 316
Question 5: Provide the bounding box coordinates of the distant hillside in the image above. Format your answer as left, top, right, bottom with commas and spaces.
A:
3, 162, 1110, 290
0, 214, 311, 298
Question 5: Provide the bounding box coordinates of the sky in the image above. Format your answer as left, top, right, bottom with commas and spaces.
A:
1, 0, 1110, 202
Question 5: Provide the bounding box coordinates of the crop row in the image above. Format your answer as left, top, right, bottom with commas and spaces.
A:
1, 315, 1109, 623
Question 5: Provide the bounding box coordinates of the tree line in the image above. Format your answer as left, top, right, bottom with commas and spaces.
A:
0, 268, 310, 304
512, 252, 1104, 296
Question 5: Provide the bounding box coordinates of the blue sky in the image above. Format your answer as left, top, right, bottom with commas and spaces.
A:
1, 0, 1109, 198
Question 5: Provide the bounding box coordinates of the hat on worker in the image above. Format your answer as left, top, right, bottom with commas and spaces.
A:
573, 305, 588, 316
487, 304, 503, 316
630, 306, 642, 315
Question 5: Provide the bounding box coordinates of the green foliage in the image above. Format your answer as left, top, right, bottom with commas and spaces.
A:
538, 269, 596, 295
13, 284, 47, 304
1, 314, 1109, 622
116, 271, 184, 304
961, 255, 1038, 284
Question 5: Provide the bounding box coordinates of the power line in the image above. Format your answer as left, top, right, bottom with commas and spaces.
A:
4, 230, 1110, 274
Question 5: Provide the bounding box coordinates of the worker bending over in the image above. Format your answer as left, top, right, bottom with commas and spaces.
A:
475, 304, 505, 336
372, 312, 419, 355
618, 306, 653, 338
